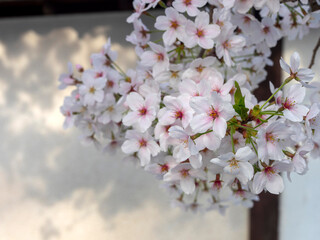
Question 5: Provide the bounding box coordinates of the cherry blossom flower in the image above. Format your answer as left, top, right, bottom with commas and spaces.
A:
190, 92, 235, 138
184, 12, 221, 49
280, 52, 315, 86
172, 0, 207, 17
140, 42, 169, 77
164, 163, 206, 194
211, 146, 255, 185
159, 95, 194, 128
256, 122, 288, 162
252, 164, 284, 194
155, 7, 187, 46
121, 130, 160, 166
122, 92, 158, 132
79, 75, 106, 106
281, 84, 309, 122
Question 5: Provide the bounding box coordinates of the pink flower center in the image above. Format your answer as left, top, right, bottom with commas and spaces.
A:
222, 40, 231, 49
213, 180, 222, 190
196, 65, 204, 73
175, 110, 184, 120
160, 164, 169, 173
283, 98, 295, 110
139, 107, 148, 116
243, 16, 251, 24
263, 26, 270, 34
95, 72, 103, 78
107, 80, 114, 88
139, 139, 147, 147
183, 0, 192, 6
264, 166, 275, 176
180, 168, 189, 178
157, 53, 164, 61
208, 106, 219, 120
170, 20, 179, 30
265, 132, 275, 143
196, 29, 205, 38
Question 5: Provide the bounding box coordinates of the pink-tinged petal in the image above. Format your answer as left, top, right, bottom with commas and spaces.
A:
202, 132, 221, 151
138, 115, 153, 132
173, 145, 190, 162
95, 77, 107, 89
190, 96, 211, 113
155, 15, 170, 30
94, 90, 104, 102
190, 114, 212, 133
188, 138, 198, 155
140, 51, 156, 67
288, 84, 305, 103
163, 172, 181, 182
267, 142, 285, 161
168, 125, 188, 139
181, 177, 195, 194
252, 172, 267, 194
292, 155, 307, 174
126, 92, 144, 111
172, 1, 186, 13
307, 103, 320, 120
163, 29, 177, 46
224, 163, 241, 175
189, 154, 202, 169
235, 146, 255, 161
210, 158, 228, 167
198, 37, 214, 49
205, 24, 221, 39
147, 141, 161, 156
290, 52, 300, 73
239, 161, 254, 181
283, 105, 309, 122
166, 7, 179, 19
280, 57, 291, 74
186, 5, 200, 17
189, 169, 206, 179
297, 68, 314, 82
159, 109, 176, 125
195, 11, 209, 26
138, 147, 151, 166
213, 117, 227, 138
121, 139, 139, 154
193, 0, 207, 7
265, 174, 284, 194
123, 111, 140, 126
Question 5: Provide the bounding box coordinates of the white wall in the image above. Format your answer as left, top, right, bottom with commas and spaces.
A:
280, 29, 320, 240
0, 12, 248, 240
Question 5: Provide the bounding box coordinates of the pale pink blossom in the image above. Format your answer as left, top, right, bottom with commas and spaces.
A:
252, 164, 284, 194
155, 7, 187, 45
190, 92, 235, 138
121, 130, 160, 166
172, 0, 207, 17
122, 92, 158, 132
280, 52, 315, 86
184, 12, 221, 49
211, 146, 255, 185
140, 42, 170, 77
163, 163, 206, 194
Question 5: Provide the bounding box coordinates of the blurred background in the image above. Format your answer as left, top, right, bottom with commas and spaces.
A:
0, 1, 319, 240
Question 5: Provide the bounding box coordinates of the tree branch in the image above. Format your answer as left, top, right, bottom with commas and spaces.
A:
309, 37, 320, 69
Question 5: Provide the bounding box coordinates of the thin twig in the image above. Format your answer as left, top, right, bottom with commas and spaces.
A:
309, 37, 320, 69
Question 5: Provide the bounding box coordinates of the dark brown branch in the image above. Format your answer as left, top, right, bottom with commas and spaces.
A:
309, 37, 320, 69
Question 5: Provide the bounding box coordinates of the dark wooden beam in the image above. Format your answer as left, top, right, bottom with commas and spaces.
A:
251, 41, 282, 240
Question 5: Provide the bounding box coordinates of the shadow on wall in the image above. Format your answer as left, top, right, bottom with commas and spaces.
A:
0, 13, 247, 240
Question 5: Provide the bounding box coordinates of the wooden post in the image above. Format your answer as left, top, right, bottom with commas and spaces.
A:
250, 41, 282, 240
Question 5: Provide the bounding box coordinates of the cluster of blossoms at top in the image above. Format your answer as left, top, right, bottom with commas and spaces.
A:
59, 0, 320, 213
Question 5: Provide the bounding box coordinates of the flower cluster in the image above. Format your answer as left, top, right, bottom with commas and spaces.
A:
59, 0, 320, 213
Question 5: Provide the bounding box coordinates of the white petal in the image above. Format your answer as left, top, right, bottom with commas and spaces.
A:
265, 174, 284, 194
213, 117, 227, 138
252, 172, 267, 194
189, 154, 202, 169
181, 178, 195, 194
121, 140, 139, 154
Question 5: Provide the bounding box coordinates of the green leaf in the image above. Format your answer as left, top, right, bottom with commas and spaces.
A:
233, 81, 249, 121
